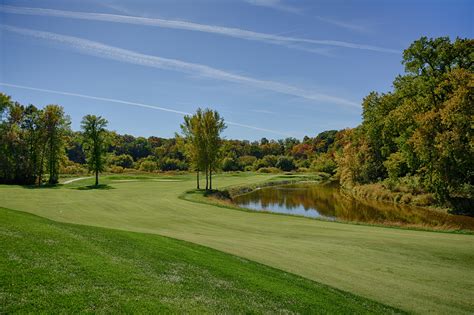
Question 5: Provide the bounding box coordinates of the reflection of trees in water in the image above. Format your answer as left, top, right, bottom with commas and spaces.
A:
234, 183, 474, 230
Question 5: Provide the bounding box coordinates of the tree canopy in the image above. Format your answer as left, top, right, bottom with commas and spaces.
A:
81, 115, 109, 186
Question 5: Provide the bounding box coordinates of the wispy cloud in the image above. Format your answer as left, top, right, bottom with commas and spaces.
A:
315, 16, 370, 33
1, 24, 359, 108
0, 5, 398, 54
250, 109, 276, 115
243, 0, 301, 13
244, 1, 371, 34
0, 82, 294, 137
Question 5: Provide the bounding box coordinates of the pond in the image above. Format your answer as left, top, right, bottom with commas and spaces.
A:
232, 182, 474, 230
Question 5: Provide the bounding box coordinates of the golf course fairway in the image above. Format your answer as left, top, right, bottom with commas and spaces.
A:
1, 173, 473, 314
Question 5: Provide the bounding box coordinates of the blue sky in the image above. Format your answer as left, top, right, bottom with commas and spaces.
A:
0, 0, 472, 140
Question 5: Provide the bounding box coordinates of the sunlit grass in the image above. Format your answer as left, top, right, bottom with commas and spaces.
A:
1, 173, 473, 313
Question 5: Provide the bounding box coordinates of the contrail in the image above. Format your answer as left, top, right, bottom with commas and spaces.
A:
0, 82, 295, 137
0, 5, 399, 54
1, 24, 359, 108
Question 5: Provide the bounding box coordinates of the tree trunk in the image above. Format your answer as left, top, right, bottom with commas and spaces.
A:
196, 169, 200, 189
209, 168, 212, 190
95, 170, 99, 186
38, 143, 46, 187
205, 166, 209, 190
49, 137, 54, 184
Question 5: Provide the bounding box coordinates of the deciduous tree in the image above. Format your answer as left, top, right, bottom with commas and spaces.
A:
81, 115, 108, 186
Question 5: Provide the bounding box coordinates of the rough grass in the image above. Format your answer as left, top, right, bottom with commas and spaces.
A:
344, 182, 437, 208
0, 207, 401, 314
1, 173, 474, 314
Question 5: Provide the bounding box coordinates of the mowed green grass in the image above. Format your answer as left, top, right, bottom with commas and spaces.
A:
0, 208, 399, 313
1, 173, 473, 314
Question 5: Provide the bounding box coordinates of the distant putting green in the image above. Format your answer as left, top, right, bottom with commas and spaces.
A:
1, 173, 473, 314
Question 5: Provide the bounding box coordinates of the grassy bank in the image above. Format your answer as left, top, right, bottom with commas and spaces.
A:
342, 182, 437, 208
1, 173, 473, 313
222, 172, 330, 198
0, 207, 399, 313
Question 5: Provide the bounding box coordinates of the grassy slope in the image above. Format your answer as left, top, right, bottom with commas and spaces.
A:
0, 207, 399, 314
0, 173, 473, 314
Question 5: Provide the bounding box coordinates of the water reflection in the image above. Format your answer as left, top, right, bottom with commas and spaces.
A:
233, 182, 474, 230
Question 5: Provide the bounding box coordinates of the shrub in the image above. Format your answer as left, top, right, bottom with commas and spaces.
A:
109, 154, 134, 169
244, 165, 253, 172
109, 165, 124, 173
60, 162, 87, 175
139, 160, 158, 172
253, 155, 278, 170
296, 159, 311, 169
221, 157, 241, 172
159, 158, 188, 171
237, 155, 257, 169
383, 152, 408, 181
311, 153, 337, 174
276, 156, 296, 171
258, 167, 280, 173
297, 167, 310, 173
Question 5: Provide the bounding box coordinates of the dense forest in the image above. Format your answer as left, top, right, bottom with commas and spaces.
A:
0, 36, 472, 209
338, 37, 473, 209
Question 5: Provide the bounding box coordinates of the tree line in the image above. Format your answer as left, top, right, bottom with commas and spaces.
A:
0, 97, 109, 186
0, 94, 340, 187
337, 37, 473, 205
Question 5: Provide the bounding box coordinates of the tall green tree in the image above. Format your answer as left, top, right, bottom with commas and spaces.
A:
81, 115, 108, 186
202, 109, 226, 190
181, 108, 205, 189
181, 108, 225, 190
41, 105, 70, 185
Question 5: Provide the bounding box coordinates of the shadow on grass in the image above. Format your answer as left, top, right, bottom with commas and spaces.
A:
74, 184, 115, 191
21, 184, 62, 190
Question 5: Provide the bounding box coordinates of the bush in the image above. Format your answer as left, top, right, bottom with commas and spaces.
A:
237, 155, 257, 169
109, 154, 134, 169
276, 156, 296, 171
297, 167, 310, 173
296, 159, 311, 169
109, 166, 124, 173
311, 153, 337, 174
221, 157, 241, 172
60, 161, 87, 175
253, 155, 278, 170
258, 167, 280, 173
139, 160, 158, 172
383, 152, 408, 181
159, 158, 188, 171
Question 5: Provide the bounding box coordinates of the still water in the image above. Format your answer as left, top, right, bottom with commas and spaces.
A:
232, 182, 474, 230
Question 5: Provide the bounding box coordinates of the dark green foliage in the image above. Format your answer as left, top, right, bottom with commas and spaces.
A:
113, 134, 152, 160
159, 157, 188, 171
81, 115, 108, 186
276, 156, 296, 171
221, 156, 240, 172
338, 37, 473, 205
66, 132, 86, 164
312, 153, 337, 174
108, 154, 134, 169
0, 98, 70, 185
253, 154, 278, 170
